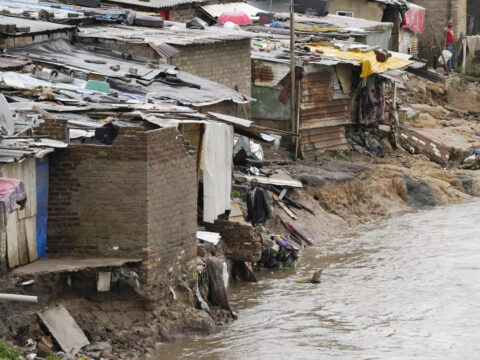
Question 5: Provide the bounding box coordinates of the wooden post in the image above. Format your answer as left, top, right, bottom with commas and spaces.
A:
289, 0, 296, 151
462, 37, 467, 74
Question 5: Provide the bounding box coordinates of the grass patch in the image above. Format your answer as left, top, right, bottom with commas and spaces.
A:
0, 339, 22, 360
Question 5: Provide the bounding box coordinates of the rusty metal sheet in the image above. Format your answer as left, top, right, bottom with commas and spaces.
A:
252, 59, 290, 87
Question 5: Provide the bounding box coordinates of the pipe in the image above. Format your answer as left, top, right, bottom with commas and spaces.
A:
0, 293, 38, 303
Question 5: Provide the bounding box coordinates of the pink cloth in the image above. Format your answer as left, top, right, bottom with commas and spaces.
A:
217, 11, 252, 25
402, 3, 426, 34
0, 178, 27, 223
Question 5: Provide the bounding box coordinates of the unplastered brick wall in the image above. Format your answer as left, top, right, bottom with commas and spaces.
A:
169, 5, 198, 22
145, 128, 198, 283
168, 38, 252, 97
206, 220, 262, 263
410, 0, 467, 62
45, 121, 197, 284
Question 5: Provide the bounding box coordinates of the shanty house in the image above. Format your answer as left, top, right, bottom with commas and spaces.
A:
0, 15, 74, 49
78, 23, 253, 100
328, 0, 426, 56
251, 38, 420, 158
1, 36, 253, 282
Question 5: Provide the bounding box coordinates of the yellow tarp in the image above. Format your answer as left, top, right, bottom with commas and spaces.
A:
295, 25, 339, 32
306, 45, 414, 78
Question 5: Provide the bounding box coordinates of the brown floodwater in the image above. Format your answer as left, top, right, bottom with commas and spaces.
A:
157, 201, 480, 359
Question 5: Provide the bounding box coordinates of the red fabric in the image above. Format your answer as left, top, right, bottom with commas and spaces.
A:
0, 178, 23, 196
402, 3, 425, 34
217, 11, 252, 25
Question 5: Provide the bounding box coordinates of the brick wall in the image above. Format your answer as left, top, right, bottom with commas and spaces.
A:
168, 38, 252, 97
145, 128, 198, 282
35, 118, 68, 141
44, 120, 197, 284
410, 0, 467, 62
205, 220, 262, 263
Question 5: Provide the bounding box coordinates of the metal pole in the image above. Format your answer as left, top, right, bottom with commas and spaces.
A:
0, 293, 38, 303
393, 81, 397, 108
289, 0, 296, 154
462, 38, 467, 74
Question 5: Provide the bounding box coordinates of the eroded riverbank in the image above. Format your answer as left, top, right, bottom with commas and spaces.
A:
157, 200, 480, 359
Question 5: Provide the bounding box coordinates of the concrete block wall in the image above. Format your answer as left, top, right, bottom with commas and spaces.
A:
169, 38, 252, 97
38, 119, 198, 284
410, 0, 467, 62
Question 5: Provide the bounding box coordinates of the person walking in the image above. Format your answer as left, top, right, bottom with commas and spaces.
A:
444, 20, 455, 73
246, 179, 270, 226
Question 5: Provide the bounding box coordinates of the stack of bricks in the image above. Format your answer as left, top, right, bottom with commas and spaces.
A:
42, 118, 198, 284
206, 220, 262, 263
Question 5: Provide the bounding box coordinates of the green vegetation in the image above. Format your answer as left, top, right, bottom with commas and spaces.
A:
0, 339, 22, 360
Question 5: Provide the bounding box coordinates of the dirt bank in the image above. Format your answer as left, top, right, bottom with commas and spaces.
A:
0, 271, 226, 360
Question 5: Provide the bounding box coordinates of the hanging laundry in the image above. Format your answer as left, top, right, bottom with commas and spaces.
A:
0, 178, 27, 223
362, 76, 385, 127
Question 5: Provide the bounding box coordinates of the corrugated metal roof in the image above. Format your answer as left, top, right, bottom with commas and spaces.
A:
4, 39, 252, 107
103, 0, 206, 10
0, 14, 73, 33
79, 23, 253, 46
372, 0, 408, 6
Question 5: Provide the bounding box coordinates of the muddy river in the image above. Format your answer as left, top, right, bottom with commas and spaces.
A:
158, 201, 480, 359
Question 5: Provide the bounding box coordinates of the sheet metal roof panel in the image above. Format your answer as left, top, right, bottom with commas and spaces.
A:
7, 39, 173, 78
0, 14, 73, 33
275, 13, 393, 32
78, 24, 254, 46
103, 0, 205, 9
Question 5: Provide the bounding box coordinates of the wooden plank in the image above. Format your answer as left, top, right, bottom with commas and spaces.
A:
37, 304, 90, 355
17, 218, 28, 266
97, 271, 111, 292
25, 216, 37, 263
24, 158, 37, 219
6, 209, 19, 268
272, 193, 298, 220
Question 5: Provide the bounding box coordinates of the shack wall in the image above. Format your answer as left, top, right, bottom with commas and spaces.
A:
169, 38, 252, 97
300, 68, 350, 158
328, 0, 385, 21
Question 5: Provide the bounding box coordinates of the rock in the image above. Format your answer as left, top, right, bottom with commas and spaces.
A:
392, 177, 408, 202
405, 178, 436, 208
311, 270, 322, 283
410, 104, 449, 119
458, 175, 473, 195
206, 257, 233, 314
83, 341, 112, 354
36, 343, 54, 358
